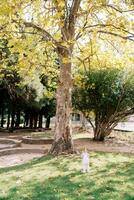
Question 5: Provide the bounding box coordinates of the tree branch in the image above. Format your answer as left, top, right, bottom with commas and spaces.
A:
86, 24, 134, 36
0, 30, 40, 36
76, 22, 134, 42
68, 0, 81, 37
85, 113, 95, 131
97, 30, 134, 41
107, 107, 134, 130
69, 0, 81, 19
24, 21, 56, 43
23, 21, 71, 52
104, 4, 134, 13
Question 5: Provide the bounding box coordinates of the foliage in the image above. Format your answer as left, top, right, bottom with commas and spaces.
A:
40, 97, 56, 119
0, 0, 134, 69
73, 67, 134, 140
0, 37, 55, 129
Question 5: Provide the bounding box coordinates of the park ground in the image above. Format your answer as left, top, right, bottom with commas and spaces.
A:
0, 128, 134, 200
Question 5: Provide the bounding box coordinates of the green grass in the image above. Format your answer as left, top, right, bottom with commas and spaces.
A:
0, 152, 134, 200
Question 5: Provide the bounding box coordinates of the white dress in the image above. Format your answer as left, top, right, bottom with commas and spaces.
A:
82, 152, 89, 172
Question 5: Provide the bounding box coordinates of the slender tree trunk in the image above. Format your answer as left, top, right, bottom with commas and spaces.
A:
0, 107, 4, 128
45, 116, 50, 129
10, 109, 15, 131
34, 114, 38, 128
24, 111, 29, 127
29, 113, 34, 128
50, 51, 73, 154
81, 112, 87, 129
15, 110, 20, 128
7, 108, 10, 129
38, 112, 42, 128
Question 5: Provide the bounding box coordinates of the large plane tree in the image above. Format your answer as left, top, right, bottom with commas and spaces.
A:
0, 0, 134, 154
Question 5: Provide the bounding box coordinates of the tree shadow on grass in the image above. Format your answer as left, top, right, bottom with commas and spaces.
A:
92, 161, 134, 200
0, 154, 134, 200
1, 162, 134, 200
0, 171, 96, 200
0, 170, 134, 200
115, 162, 134, 182
98, 160, 134, 177
0, 155, 81, 174
2, 169, 133, 200
47, 155, 81, 172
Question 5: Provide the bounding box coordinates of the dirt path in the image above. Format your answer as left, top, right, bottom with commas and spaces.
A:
74, 139, 134, 154
19, 137, 134, 154
0, 153, 43, 168
0, 139, 133, 168
0, 129, 134, 168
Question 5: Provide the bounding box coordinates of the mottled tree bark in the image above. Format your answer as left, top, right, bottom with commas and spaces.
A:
50, 52, 74, 154
49, 0, 81, 154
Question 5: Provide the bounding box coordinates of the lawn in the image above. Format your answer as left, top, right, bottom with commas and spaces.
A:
0, 152, 134, 200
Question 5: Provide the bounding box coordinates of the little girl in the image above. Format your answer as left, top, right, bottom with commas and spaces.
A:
82, 148, 89, 173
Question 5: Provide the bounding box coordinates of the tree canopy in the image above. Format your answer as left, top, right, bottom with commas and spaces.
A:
73, 66, 134, 140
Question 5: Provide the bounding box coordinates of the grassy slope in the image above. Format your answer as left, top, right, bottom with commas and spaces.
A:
0, 152, 134, 200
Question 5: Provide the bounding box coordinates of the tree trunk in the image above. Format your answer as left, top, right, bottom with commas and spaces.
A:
50, 51, 73, 155
49, 0, 81, 155
29, 113, 34, 128
45, 117, 50, 129
93, 121, 112, 141
93, 127, 105, 141
38, 113, 42, 128
7, 108, 10, 129
34, 114, 38, 128
10, 109, 15, 131
0, 107, 4, 128
81, 112, 87, 129
24, 111, 29, 127
15, 110, 20, 128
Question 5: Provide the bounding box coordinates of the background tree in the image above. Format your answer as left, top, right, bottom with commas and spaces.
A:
0, 38, 43, 130
0, 38, 22, 130
40, 72, 57, 129
73, 67, 134, 141
41, 98, 56, 129
0, 37, 56, 130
